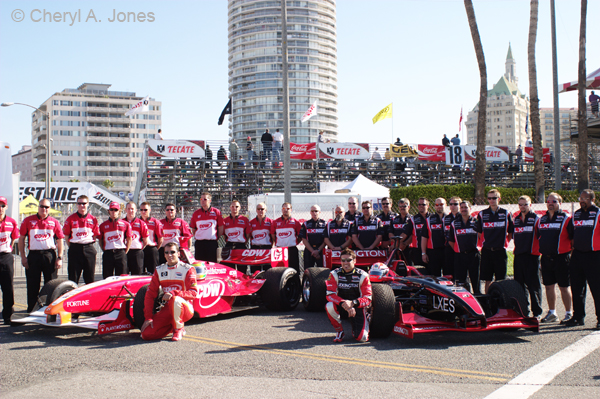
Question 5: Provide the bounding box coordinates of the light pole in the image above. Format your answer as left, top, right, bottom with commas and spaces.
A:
1, 102, 52, 197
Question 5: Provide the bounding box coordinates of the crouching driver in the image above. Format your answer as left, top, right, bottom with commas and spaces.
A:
325, 248, 372, 343
141, 242, 199, 341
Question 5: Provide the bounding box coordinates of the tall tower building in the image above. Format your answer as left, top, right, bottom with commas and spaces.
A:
227, 0, 338, 144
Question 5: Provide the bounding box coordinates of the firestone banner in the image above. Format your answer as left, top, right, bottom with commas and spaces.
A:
147, 140, 205, 158
319, 143, 370, 159
289, 142, 316, 160
524, 147, 551, 163
19, 182, 124, 210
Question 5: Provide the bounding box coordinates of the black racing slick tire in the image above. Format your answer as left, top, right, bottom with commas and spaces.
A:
33, 279, 78, 311
259, 267, 301, 311
370, 283, 397, 339
133, 284, 164, 329
302, 267, 330, 312
488, 279, 530, 316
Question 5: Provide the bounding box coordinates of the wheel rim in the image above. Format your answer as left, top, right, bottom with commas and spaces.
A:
302, 278, 311, 303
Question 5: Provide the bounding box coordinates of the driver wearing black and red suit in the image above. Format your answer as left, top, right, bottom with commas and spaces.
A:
141, 242, 198, 341
325, 248, 372, 343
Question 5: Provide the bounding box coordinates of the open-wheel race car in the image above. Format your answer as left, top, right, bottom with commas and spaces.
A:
13, 248, 302, 334
302, 247, 539, 339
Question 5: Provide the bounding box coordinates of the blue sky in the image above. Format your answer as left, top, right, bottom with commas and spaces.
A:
1, 0, 598, 155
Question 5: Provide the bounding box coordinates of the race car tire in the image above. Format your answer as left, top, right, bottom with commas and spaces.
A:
259, 267, 301, 311
33, 279, 77, 312
302, 267, 330, 312
133, 284, 164, 329
488, 279, 529, 316
370, 283, 396, 338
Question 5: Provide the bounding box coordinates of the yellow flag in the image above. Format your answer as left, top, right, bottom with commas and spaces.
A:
372, 103, 393, 124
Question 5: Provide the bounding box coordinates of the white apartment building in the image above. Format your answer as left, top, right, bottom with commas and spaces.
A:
228, 0, 338, 144
31, 83, 161, 194
466, 45, 529, 150
12, 145, 33, 181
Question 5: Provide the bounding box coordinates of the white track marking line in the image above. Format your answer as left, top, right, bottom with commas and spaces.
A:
484, 331, 600, 399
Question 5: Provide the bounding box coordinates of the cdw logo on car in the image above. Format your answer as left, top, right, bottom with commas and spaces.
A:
198, 280, 225, 309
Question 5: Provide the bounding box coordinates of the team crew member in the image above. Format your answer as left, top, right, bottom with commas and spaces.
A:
513, 195, 542, 318
222, 200, 250, 250
376, 197, 396, 249
160, 204, 192, 264
18, 198, 65, 312
535, 192, 573, 324
566, 189, 600, 328
351, 201, 383, 250
99, 203, 132, 278
475, 189, 514, 293
420, 198, 448, 276
140, 202, 163, 274
124, 202, 149, 275
447, 201, 481, 294
443, 196, 461, 276
63, 195, 99, 284
325, 249, 372, 343
399, 197, 430, 266
324, 206, 352, 250
344, 197, 362, 224
390, 198, 413, 265
141, 242, 199, 341
299, 205, 327, 268
270, 202, 302, 272
190, 193, 223, 262
248, 202, 273, 249
0, 196, 19, 324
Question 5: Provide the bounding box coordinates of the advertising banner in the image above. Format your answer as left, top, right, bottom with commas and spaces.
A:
289, 142, 316, 160
19, 182, 124, 210
147, 140, 205, 158
318, 143, 370, 159
524, 147, 551, 163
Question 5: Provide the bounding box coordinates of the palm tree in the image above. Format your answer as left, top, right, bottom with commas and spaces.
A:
464, 0, 487, 203
577, 0, 588, 191
528, 0, 544, 202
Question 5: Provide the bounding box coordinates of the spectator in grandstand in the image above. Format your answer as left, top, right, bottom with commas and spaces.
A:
324, 206, 352, 250
299, 205, 327, 268
351, 201, 383, 250
248, 202, 273, 249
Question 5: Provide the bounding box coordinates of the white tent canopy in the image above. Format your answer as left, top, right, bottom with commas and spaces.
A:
337, 174, 390, 205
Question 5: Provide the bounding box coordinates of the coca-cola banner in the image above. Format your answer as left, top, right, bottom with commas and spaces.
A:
462, 145, 510, 162
417, 144, 446, 162
147, 140, 205, 158
524, 147, 551, 163
319, 143, 370, 159
289, 142, 316, 160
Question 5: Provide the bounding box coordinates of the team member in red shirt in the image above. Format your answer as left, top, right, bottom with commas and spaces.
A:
222, 200, 249, 250
140, 202, 163, 274
248, 202, 273, 249
18, 198, 65, 312
0, 196, 19, 324
160, 203, 192, 264
63, 195, 100, 284
124, 202, 149, 275
98, 202, 132, 279
271, 202, 301, 272
190, 193, 223, 262
141, 242, 198, 341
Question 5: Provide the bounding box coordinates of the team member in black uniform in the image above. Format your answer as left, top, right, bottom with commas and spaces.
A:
566, 189, 600, 329
447, 201, 480, 294
323, 206, 352, 250
535, 192, 573, 324
420, 198, 447, 276
513, 195, 542, 318
475, 189, 514, 293
344, 197, 362, 224
443, 196, 461, 276
299, 205, 327, 268
325, 249, 372, 343
351, 201, 383, 250
376, 197, 396, 249
399, 197, 430, 266
390, 198, 413, 265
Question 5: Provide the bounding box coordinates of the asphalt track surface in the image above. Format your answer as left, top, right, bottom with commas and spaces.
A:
1, 276, 599, 399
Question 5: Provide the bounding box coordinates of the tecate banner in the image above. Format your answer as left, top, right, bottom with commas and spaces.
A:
319, 143, 370, 159
147, 140, 205, 158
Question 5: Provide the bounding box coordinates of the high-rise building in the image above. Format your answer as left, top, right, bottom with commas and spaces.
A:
466, 44, 529, 150
227, 0, 338, 144
12, 145, 33, 181
31, 83, 161, 194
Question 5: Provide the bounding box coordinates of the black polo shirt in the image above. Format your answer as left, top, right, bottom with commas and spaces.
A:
299, 218, 327, 248
475, 207, 514, 249
513, 211, 539, 255
567, 204, 600, 252
421, 212, 447, 249
324, 219, 352, 248
351, 215, 383, 248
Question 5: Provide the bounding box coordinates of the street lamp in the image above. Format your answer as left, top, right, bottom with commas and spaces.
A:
1, 102, 52, 198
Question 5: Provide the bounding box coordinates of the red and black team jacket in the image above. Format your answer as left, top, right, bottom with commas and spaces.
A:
534, 210, 572, 255
513, 211, 540, 256
567, 204, 600, 252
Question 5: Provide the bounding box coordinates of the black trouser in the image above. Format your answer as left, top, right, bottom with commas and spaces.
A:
454, 251, 481, 294
143, 246, 159, 274
513, 253, 543, 317
68, 243, 97, 284
286, 246, 300, 273
304, 247, 324, 269
444, 245, 455, 277
102, 249, 127, 279
570, 250, 600, 322
425, 247, 445, 276
127, 249, 144, 275
26, 249, 57, 312
0, 252, 14, 321
195, 240, 219, 263
224, 242, 247, 250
